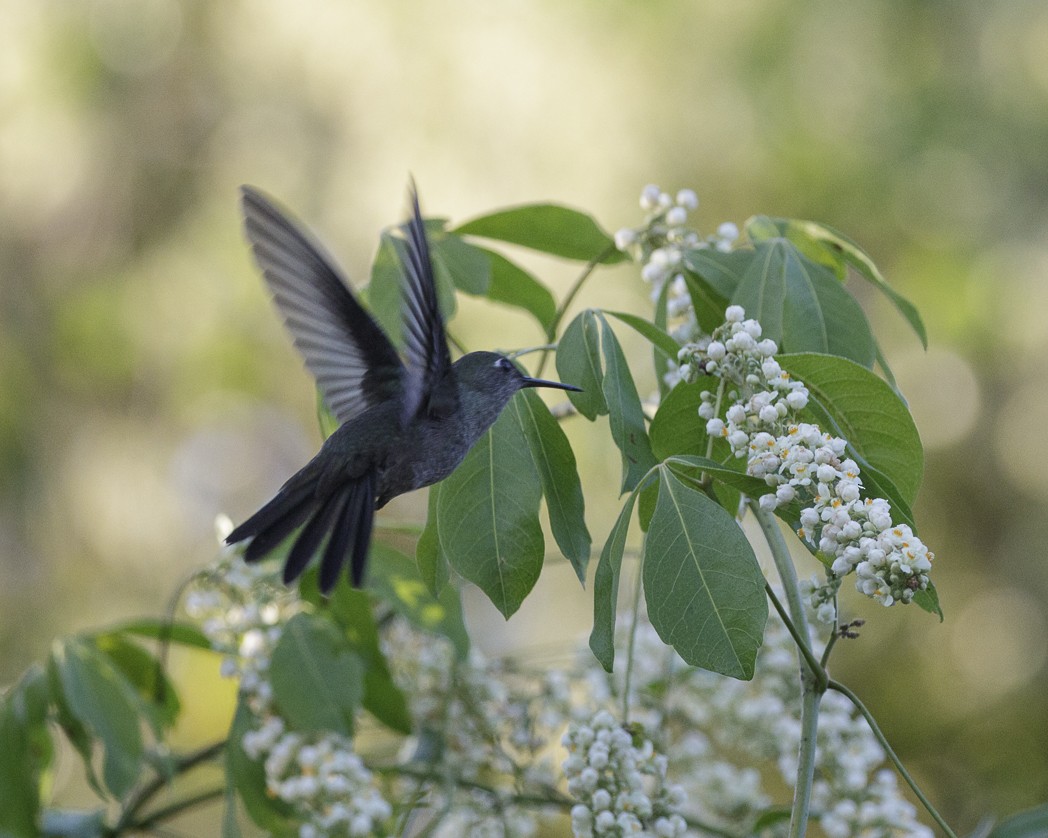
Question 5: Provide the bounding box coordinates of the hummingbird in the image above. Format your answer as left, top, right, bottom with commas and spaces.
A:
226, 184, 581, 594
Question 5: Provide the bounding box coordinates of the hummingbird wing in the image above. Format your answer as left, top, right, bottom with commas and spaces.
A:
399, 185, 458, 424
241, 186, 404, 424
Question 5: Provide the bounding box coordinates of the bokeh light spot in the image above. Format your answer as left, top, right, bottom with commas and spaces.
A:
893, 346, 981, 450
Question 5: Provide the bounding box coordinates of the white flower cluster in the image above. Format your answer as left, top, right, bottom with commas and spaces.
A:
678, 307, 935, 607
611, 611, 933, 837
614, 185, 739, 359
187, 533, 392, 837
379, 619, 575, 835
563, 709, 687, 838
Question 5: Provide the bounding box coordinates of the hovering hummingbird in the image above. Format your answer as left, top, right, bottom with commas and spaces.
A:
226, 185, 581, 593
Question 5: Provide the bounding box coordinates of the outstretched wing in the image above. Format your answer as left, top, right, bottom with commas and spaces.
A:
399, 183, 457, 423
241, 186, 403, 424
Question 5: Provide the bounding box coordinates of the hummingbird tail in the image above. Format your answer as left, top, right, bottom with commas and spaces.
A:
227, 482, 317, 563
226, 471, 376, 594
319, 473, 375, 593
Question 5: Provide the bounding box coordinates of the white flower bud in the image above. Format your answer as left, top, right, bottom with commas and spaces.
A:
676, 188, 699, 209
614, 228, 637, 250
707, 340, 726, 360
666, 206, 687, 226
725, 305, 745, 322
717, 221, 739, 241
640, 184, 661, 210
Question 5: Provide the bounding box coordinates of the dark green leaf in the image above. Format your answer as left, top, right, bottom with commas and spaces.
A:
432, 233, 491, 296
317, 581, 412, 734
50, 638, 144, 798
269, 613, 364, 735
603, 311, 679, 361
637, 475, 659, 532
368, 542, 470, 659
48, 656, 103, 797
733, 240, 877, 368
649, 383, 706, 461
89, 633, 179, 733
103, 618, 211, 650
989, 803, 1048, 838
0, 695, 40, 838
682, 248, 749, 300
415, 484, 449, 597
556, 310, 607, 420
681, 270, 731, 335
589, 492, 638, 671
599, 314, 658, 493
653, 279, 672, 401
454, 204, 626, 264
437, 407, 545, 618
477, 247, 557, 330
913, 582, 943, 621
643, 468, 767, 679
226, 699, 295, 834
778, 353, 924, 506
772, 218, 927, 348
513, 387, 591, 582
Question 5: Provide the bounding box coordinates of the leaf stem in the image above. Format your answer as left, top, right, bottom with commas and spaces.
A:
121, 786, 226, 833
827, 679, 958, 838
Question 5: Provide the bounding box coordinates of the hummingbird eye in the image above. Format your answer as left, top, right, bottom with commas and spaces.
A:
494, 357, 513, 371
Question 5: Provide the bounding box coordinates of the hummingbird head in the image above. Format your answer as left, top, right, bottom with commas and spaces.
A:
452, 351, 581, 432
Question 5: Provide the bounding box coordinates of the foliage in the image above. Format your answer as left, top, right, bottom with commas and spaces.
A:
1, 184, 1041, 838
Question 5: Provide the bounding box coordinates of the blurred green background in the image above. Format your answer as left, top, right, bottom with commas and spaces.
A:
2, 0, 1047, 832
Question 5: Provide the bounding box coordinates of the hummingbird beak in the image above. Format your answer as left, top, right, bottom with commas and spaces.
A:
520, 376, 583, 392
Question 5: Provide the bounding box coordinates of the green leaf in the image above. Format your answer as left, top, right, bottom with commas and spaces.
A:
477, 246, 557, 330
778, 353, 924, 506
643, 468, 767, 679
681, 270, 731, 335
733, 239, 877, 368
603, 310, 680, 360
589, 491, 638, 671
49, 638, 144, 798
432, 233, 491, 296
89, 633, 180, 733
653, 279, 672, 401
366, 226, 457, 347
226, 699, 295, 834
513, 387, 591, 582
772, 217, 927, 348
454, 204, 626, 263
649, 383, 706, 461
437, 406, 545, 618
316, 581, 412, 734
989, 803, 1048, 838
102, 618, 212, 650
556, 310, 607, 420
682, 248, 748, 300
600, 314, 658, 493
914, 582, 943, 621
415, 484, 449, 597
368, 542, 470, 659
269, 613, 364, 735
0, 695, 40, 838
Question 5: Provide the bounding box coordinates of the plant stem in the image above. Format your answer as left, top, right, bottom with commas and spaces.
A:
111, 740, 226, 834
536, 244, 616, 377
751, 502, 821, 838
828, 679, 958, 838
122, 786, 226, 833
622, 549, 646, 724
374, 764, 576, 812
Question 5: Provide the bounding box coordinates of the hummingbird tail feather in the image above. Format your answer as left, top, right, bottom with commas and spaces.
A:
227, 483, 317, 563
319, 473, 376, 593
282, 484, 349, 584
